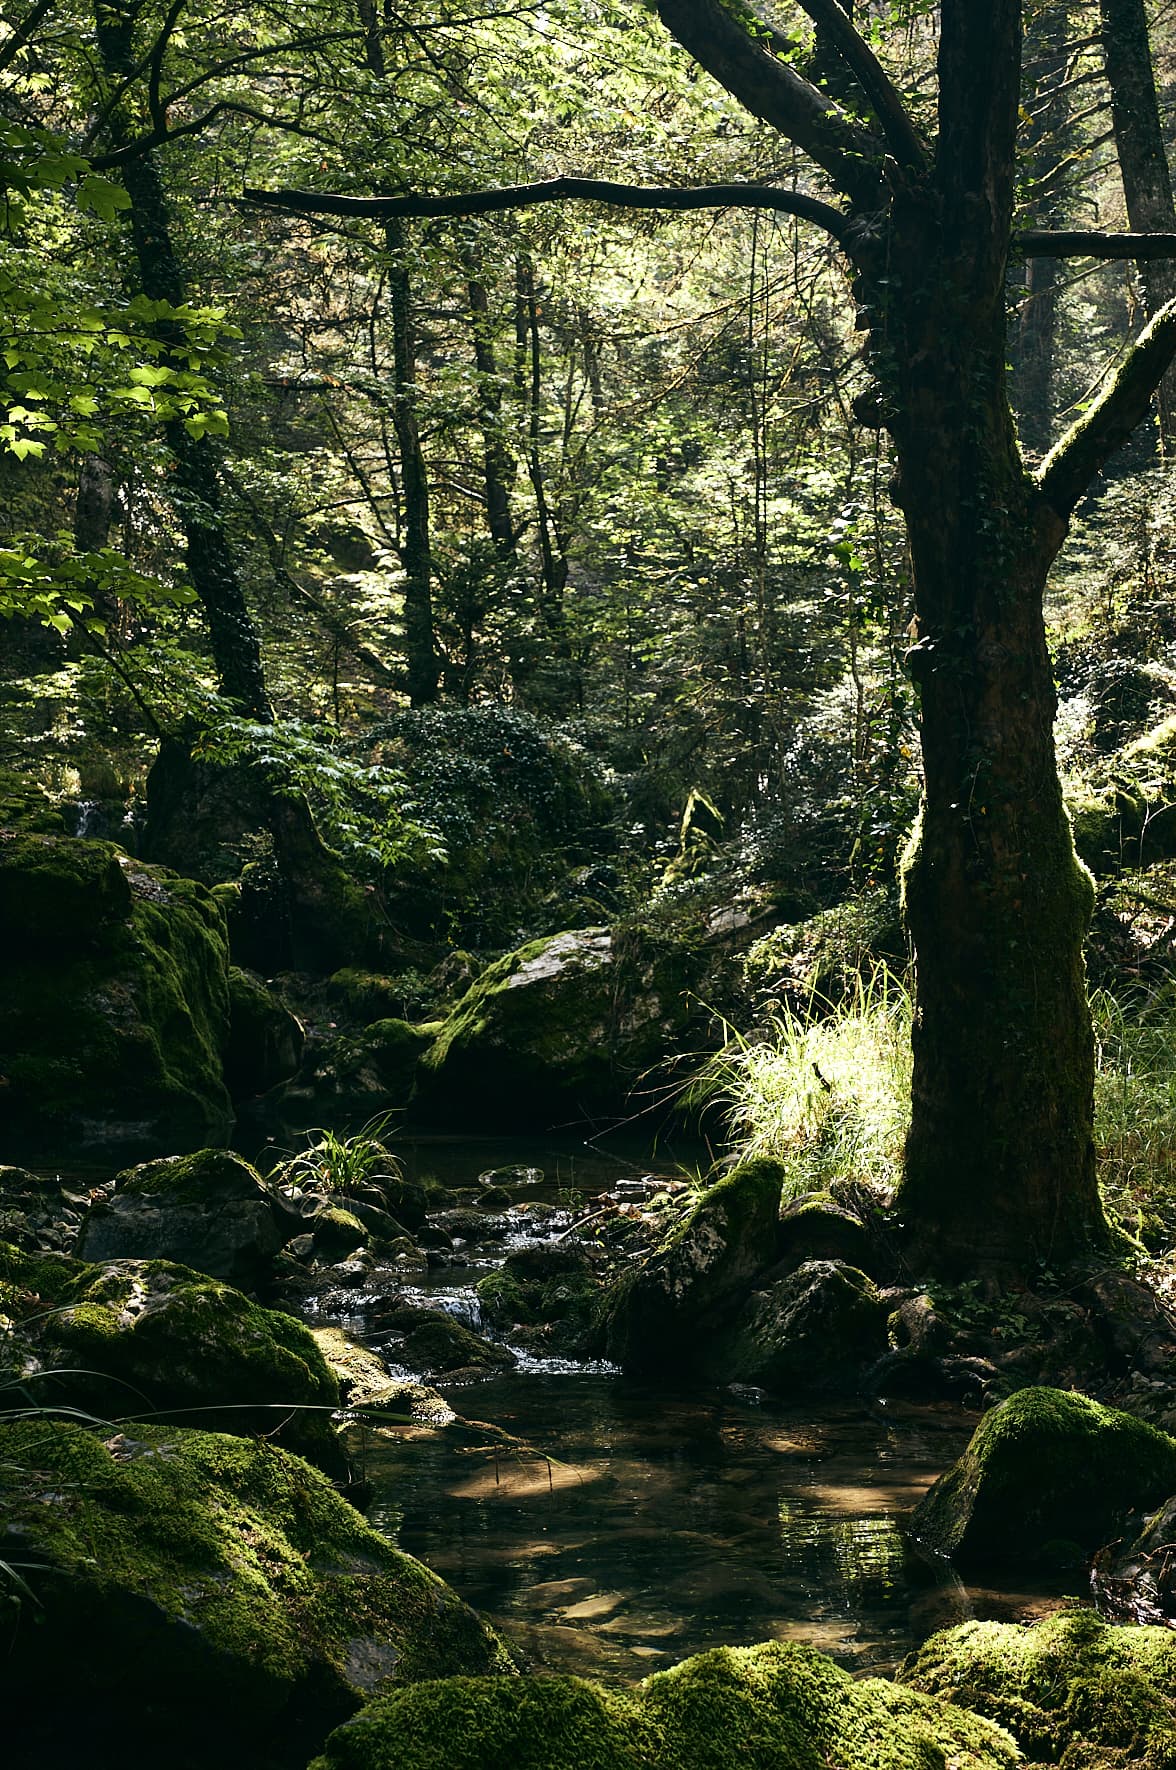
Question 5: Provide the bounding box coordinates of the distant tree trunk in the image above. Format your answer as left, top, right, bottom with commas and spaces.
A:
385, 216, 440, 706
1011, 5, 1073, 456
465, 263, 518, 558
515, 256, 579, 707
1102, 0, 1176, 446
356, 0, 438, 705
93, 2, 272, 719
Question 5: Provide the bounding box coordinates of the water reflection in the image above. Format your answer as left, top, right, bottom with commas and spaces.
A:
360, 1374, 1073, 1682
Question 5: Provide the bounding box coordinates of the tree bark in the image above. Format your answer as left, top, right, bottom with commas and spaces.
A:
1101, 0, 1176, 446
94, 1, 272, 720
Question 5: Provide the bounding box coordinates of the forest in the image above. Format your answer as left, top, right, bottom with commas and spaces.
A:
12, 0, 1176, 1763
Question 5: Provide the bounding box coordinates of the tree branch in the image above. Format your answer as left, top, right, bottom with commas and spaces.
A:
652, 0, 886, 207
0, 0, 54, 75
793, 0, 927, 170
1038, 298, 1176, 518
242, 176, 855, 244
1018, 228, 1176, 260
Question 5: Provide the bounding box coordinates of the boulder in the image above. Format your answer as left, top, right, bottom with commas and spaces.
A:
475, 1243, 606, 1359
310, 1639, 1017, 1770
385, 1305, 517, 1377
296, 1018, 436, 1118
774, 1191, 875, 1272
903, 1608, 1176, 1768
77, 1149, 282, 1289
0, 1239, 343, 1473
0, 834, 233, 1159
604, 1160, 784, 1373
909, 1386, 1176, 1566
722, 1260, 889, 1394
0, 1420, 515, 1767
224, 966, 304, 1100
414, 925, 702, 1128
310, 1326, 456, 1425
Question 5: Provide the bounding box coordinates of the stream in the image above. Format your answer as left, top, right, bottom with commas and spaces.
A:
315, 1134, 1078, 1683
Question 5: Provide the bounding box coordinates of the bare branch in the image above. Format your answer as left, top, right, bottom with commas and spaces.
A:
242, 176, 856, 244
0, 0, 54, 75
794, 0, 927, 170
652, 0, 886, 207
1038, 298, 1176, 518
1018, 228, 1176, 259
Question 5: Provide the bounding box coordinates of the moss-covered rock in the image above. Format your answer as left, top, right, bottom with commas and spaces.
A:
723, 1260, 889, 1394
77, 1149, 283, 1288
903, 1607, 1176, 1768
0, 1420, 515, 1766
475, 1243, 606, 1358
415, 924, 702, 1128
0, 766, 65, 834
604, 1160, 784, 1373
310, 1639, 1018, 1770
224, 965, 304, 1100
313, 1206, 369, 1258
0, 835, 233, 1159
305, 1017, 435, 1115
0, 1239, 343, 1472
385, 1305, 517, 1377
909, 1386, 1176, 1566
775, 1191, 876, 1271
310, 1326, 456, 1424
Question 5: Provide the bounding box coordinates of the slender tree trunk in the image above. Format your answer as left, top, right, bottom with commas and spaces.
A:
465, 263, 517, 558
1102, 0, 1176, 445
356, 0, 438, 705
1011, 5, 1073, 456
385, 216, 440, 706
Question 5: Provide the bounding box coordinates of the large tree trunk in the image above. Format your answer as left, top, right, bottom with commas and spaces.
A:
874, 175, 1109, 1271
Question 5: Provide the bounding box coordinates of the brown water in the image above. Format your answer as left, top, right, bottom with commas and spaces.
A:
342, 1136, 1077, 1683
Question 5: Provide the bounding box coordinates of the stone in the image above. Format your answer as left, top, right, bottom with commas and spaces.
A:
310, 1326, 456, 1425
77, 1149, 282, 1290
0, 1164, 96, 1253
0, 835, 233, 1159
774, 1191, 875, 1272
604, 1160, 784, 1373
0, 1238, 343, 1473
475, 1243, 606, 1359
909, 1386, 1176, 1566
0, 1420, 515, 1766
903, 1608, 1176, 1768
223, 966, 304, 1100
309, 1639, 1018, 1770
415, 924, 703, 1128
722, 1260, 889, 1394
386, 1305, 517, 1377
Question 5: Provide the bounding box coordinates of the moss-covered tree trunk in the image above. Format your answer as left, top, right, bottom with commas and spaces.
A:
862, 35, 1108, 1270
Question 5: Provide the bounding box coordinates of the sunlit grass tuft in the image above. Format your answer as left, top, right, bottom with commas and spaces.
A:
692, 965, 912, 1202
1093, 986, 1176, 1244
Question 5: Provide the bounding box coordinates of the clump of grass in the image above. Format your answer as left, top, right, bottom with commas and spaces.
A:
1093, 986, 1176, 1244
691, 964, 912, 1202
279, 1112, 403, 1198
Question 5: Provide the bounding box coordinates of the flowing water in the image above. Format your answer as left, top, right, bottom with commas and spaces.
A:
330, 1135, 1077, 1682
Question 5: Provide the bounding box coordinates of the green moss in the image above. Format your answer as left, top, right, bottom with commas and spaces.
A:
604, 1159, 785, 1372
314, 1207, 368, 1256
115, 1148, 265, 1204
910, 1386, 1176, 1565
0, 839, 233, 1157
310, 1639, 1018, 1770
904, 1608, 1176, 1768
392, 1306, 516, 1376
0, 1420, 514, 1754
0, 1240, 343, 1469
0, 767, 65, 834
475, 1249, 605, 1358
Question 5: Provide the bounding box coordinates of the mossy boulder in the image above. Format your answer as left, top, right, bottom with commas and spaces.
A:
903, 1608, 1176, 1768
722, 1260, 889, 1394
385, 1305, 517, 1377
310, 1326, 456, 1425
0, 1420, 515, 1767
224, 965, 304, 1100
304, 1018, 435, 1116
0, 834, 233, 1159
0, 1239, 343, 1472
313, 1206, 369, 1258
310, 1639, 1018, 1770
77, 1148, 283, 1288
415, 925, 701, 1128
910, 1386, 1176, 1566
0, 766, 64, 834
604, 1160, 785, 1373
475, 1243, 606, 1358
775, 1191, 875, 1271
